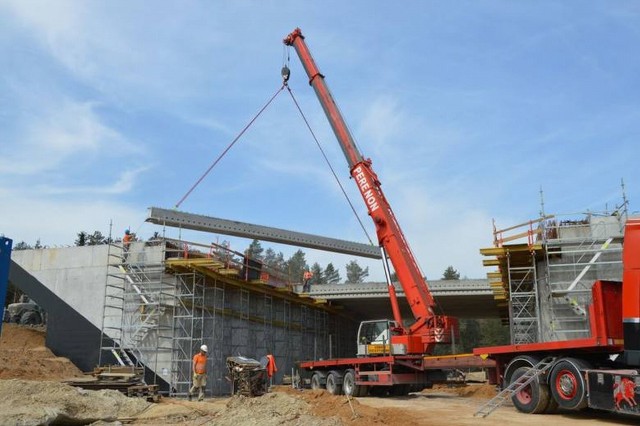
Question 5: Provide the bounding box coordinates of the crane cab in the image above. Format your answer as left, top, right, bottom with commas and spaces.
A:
357, 319, 407, 356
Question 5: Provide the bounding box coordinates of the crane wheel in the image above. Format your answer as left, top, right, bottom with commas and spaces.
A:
509, 366, 551, 414
549, 358, 590, 410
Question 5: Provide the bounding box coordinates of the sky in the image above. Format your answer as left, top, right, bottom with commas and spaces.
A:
1, 1, 638, 281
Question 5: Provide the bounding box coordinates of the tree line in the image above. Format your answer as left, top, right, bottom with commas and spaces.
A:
245, 239, 369, 285
10, 234, 509, 345
13, 233, 371, 285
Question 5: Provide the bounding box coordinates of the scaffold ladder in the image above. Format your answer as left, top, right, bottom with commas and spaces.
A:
111, 348, 134, 367
474, 357, 556, 418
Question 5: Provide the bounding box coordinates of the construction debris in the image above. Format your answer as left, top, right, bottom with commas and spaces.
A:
65, 365, 160, 402
0, 379, 150, 425
226, 356, 267, 396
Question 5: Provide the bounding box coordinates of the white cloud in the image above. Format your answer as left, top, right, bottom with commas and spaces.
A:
0, 98, 132, 176
0, 191, 144, 247
35, 166, 151, 195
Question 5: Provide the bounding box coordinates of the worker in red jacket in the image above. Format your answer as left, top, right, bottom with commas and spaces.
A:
266, 354, 277, 389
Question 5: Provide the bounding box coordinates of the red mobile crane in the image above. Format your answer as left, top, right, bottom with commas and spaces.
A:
284, 28, 478, 397
474, 218, 640, 417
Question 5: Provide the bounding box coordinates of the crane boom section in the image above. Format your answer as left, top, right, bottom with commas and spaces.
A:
284, 28, 437, 332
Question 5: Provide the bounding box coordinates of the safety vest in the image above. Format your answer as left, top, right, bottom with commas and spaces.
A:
193, 353, 207, 374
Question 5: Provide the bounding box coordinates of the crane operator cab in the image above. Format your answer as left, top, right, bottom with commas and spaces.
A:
357, 319, 407, 356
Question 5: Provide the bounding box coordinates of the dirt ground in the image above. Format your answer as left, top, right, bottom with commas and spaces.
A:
0, 323, 638, 425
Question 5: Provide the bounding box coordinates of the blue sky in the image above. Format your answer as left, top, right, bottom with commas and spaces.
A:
1, 1, 638, 281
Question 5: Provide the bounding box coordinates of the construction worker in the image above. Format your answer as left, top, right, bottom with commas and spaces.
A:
188, 344, 208, 401
122, 229, 134, 262
302, 270, 313, 293
266, 353, 277, 389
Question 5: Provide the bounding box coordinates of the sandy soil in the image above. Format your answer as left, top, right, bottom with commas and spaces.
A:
0, 323, 84, 380
1, 323, 638, 425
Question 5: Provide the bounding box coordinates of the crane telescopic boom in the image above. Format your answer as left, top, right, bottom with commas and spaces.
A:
284, 28, 456, 353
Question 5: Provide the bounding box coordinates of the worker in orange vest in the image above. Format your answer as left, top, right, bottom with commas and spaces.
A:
188, 344, 208, 401
122, 229, 134, 262
302, 270, 313, 293
266, 353, 277, 389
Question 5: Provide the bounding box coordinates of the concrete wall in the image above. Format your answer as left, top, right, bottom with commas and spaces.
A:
12, 245, 111, 328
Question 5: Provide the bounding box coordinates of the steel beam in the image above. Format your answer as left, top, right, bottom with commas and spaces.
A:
146, 207, 381, 259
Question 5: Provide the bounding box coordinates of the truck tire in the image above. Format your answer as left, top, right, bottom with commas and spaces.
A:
509, 366, 551, 414
20, 311, 41, 325
326, 371, 343, 395
343, 370, 357, 397
549, 358, 590, 410
311, 373, 323, 390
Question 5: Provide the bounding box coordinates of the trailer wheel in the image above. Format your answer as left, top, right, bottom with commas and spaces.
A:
326, 371, 343, 395
549, 358, 590, 410
510, 367, 551, 414
343, 370, 357, 396
311, 373, 323, 390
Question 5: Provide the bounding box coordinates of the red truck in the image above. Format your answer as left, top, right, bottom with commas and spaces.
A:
474, 217, 640, 417
284, 28, 491, 397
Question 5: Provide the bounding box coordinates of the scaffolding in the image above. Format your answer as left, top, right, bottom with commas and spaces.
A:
482, 210, 626, 345
99, 237, 350, 396
99, 240, 175, 382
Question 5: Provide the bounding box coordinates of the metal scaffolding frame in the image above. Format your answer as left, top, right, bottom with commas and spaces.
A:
507, 254, 540, 344
99, 240, 175, 378
99, 236, 353, 396
540, 215, 624, 341
483, 209, 626, 345
170, 271, 205, 396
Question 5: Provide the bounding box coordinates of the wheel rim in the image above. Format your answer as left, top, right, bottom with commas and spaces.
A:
516, 385, 532, 404
344, 374, 354, 395
327, 375, 336, 393
555, 369, 578, 400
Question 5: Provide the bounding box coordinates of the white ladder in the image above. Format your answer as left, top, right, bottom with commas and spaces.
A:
474, 357, 556, 418
111, 348, 134, 366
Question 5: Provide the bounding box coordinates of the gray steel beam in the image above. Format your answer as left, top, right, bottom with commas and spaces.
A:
146, 207, 381, 259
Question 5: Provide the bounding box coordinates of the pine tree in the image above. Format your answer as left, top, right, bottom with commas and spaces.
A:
246, 239, 264, 261
13, 241, 33, 250
345, 260, 369, 284
87, 231, 108, 245
310, 262, 324, 285
442, 265, 460, 280
286, 249, 308, 282
75, 232, 88, 246
324, 263, 341, 284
